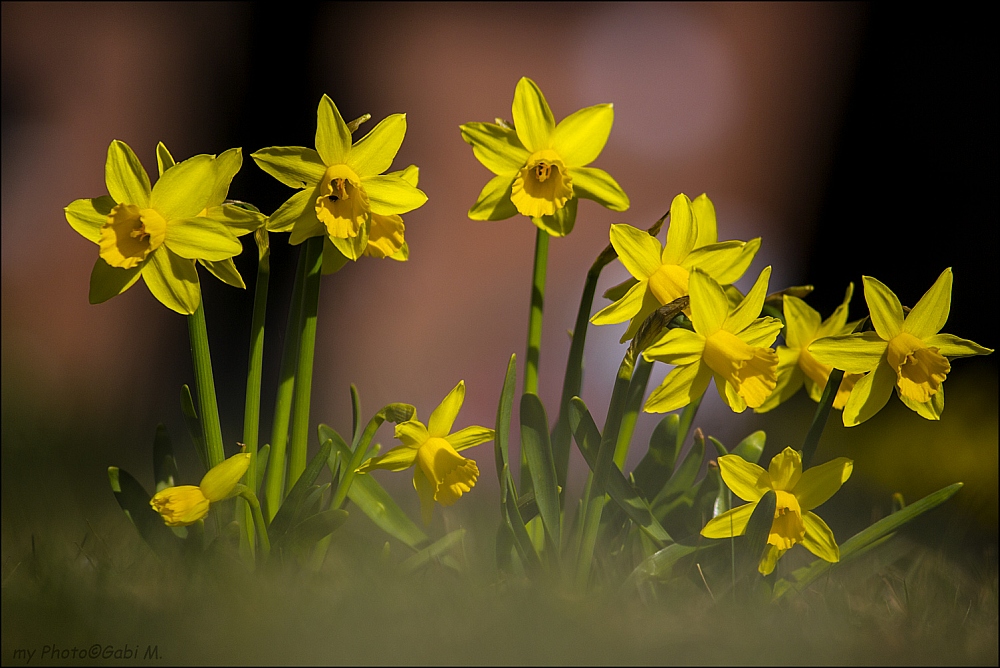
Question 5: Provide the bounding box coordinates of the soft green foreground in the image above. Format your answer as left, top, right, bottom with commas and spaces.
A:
3, 511, 996, 665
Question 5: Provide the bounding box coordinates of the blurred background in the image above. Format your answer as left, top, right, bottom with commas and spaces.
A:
2, 2, 996, 571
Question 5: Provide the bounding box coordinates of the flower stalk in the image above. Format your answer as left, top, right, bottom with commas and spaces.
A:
187, 300, 225, 469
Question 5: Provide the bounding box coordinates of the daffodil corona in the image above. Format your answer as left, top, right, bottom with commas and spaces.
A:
150, 452, 251, 526
702, 447, 852, 574
461, 77, 629, 236
755, 285, 863, 413
808, 269, 993, 426
65, 141, 245, 314
591, 193, 760, 342
252, 96, 427, 265
642, 267, 782, 413
357, 381, 495, 524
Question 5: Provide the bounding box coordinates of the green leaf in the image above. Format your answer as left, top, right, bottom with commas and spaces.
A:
707, 436, 728, 458
269, 439, 333, 541
625, 538, 719, 588
631, 415, 681, 499
502, 466, 542, 576
569, 398, 672, 545
773, 483, 963, 600
325, 433, 429, 551
180, 384, 208, 472
740, 490, 776, 575
152, 424, 179, 493
494, 354, 517, 491
278, 509, 348, 552
652, 430, 705, 512
350, 384, 362, 448
108, 466, 180, 555
732, 431, 766, 464
400, 528, 466, 574
520, 393, 561, 553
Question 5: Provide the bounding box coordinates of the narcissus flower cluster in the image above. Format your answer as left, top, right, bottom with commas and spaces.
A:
461, 77, 629, 237
702, 447, 853, 574
65, 141, 250, 314
253, 95, 427, 268
151, 452, 251, 526
809, 269, 992, 426
642, 267, 782, 414
358, 381, 494, 524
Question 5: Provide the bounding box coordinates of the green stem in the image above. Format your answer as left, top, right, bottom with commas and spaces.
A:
613, 356, 653, 469
551, 242, 619, 502
521, 227, 549, 495
801, 368, 844, 467
524, 227, 549, 396
575, 347, 637, 590
238, 237, 270, 556
676, 391, 703, 451
264, 245, 308, 520
287, 236, 324, 491
187, 300, 225, 468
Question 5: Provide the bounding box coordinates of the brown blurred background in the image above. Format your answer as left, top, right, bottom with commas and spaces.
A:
2, 3, 995, 556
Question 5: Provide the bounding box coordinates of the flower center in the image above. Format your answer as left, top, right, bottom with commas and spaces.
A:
510, 149, 573, 218
768, 489, 805, 550
416, 437, 479, 506
703, 329, 778, 408
99, 204, 166, 269
647, 263, 690, 305
886, 331, 950, 403
315, 164, 369, 239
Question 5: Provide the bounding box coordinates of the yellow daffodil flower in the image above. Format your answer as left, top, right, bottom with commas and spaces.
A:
150, 452, 252, 526
809, 269, 993, 426
591, 193, 761, 342
702, 447, 853, 575
252, 95, 427, 262
156, 142, 266, 290
755, 284, 863, 413
65, 141, 244, 314
460, 77, 629, 237
642, 267, 782, 414
357, 381, 495, 525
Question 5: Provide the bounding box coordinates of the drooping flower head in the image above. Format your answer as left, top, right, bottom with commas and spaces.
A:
461, 77, 629, 237
702, 447, 853, 575
357, 381, 495, 525
642, 267, 782, 413
252, 96, 427, 266
755, 284, 863, 413
809, 269, 993, 426
150, 452, 251, 526
65, 141, 245, 314
592, 193, 761, 342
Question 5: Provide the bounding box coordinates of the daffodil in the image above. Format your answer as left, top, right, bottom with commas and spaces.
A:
156, 142, 266, 289
808, 269, 993, 426
755, 284, 863, 413
460, 77, 629, 237
702, 447, 853, 575
252, 95, 427, 262
150, 452, 252, 526
357, 381, 495, 524
642, 267, 782, 413
592, 193, 761, 342
65, 141, 244, 314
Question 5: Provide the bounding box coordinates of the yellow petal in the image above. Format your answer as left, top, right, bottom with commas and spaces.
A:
800, 511, 839, 563
642, 327, 706, 366
703, 328, 777, 409
841, 360, 896, 426
758, 544, 787, 575
364, 213, 405, 259
428, 381, 466, 438
718, 455, 770, 503
150, 485, 209, 526
662, 194, 697, 265
315, 95, 352, 166
511, 77, 555, 153
725, 266, 772, 335
887, 332, 950, 403
690, 193, 718, 247
701, 502, 755, 538
609, 223, 662, 280
199, 452, 252, 502
688, 269, 730, 336
768, 490, 805, 550
783, 295, 822, 350
862, 275, 904, 340
358, 444, 420, 473
902, 267, 952, 339
794, 458, 853, 511
642, 362, 712, 414
768, 448, 802, 491
143, 247, 200, 315
315, 164, 369, 239
510, 150, 572, 218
